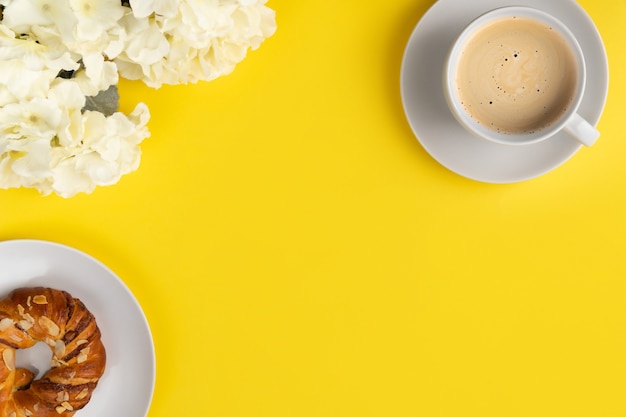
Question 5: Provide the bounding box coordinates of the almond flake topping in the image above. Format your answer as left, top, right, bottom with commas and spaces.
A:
55, 392, 65, 403
33, 295, 48, 305
50, 358, 68, 368
55, 391, 70, 403
24, 313, 35, 324
38, 316, 60, 337
54, 340, 66, 358
0, 318, 14, 331
2, 349, 15, 371
18, 320, 33, 331
75, 388, 89, 400
77, 347, 90, 364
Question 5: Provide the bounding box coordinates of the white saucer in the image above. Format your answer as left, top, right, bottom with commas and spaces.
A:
400, 0, 608, 183
0, 240, 155, 417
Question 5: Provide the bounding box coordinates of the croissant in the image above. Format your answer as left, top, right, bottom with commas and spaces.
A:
0, 287, 106, 417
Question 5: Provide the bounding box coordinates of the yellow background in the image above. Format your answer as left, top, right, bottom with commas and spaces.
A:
1, 1, 626, 416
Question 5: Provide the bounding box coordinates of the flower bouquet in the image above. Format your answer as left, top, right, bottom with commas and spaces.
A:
0, 0, 276, 197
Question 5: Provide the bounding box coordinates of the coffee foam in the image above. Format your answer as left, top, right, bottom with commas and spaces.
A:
456, 16, 578, 135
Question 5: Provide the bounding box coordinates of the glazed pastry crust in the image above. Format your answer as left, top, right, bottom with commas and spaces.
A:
0, 287, 106, 417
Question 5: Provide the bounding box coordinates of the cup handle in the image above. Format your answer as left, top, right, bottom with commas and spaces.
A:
564, 113, 600, 147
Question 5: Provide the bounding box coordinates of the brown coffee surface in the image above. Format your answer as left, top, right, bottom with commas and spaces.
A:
456, 16, 578, 135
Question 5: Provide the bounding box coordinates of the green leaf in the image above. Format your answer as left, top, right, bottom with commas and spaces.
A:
83, 85, 120, 116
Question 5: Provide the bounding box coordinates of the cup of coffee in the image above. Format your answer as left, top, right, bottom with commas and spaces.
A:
443, 6, 599, 147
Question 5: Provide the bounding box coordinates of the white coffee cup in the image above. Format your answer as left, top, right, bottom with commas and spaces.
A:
443, 6, 599, 147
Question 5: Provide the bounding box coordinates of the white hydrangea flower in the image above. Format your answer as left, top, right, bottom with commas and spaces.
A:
129, 0, 179, 19
0, 0, 276, 196
113, 12, 170, 82
0, 70, 149, 197
2, 0, 78, 42
0, 25, 77, 102
73, 51, 119, 96
69, 0, 125, 42
47, 79, 86, 146
50, 103, 150, 197
0, 97, 64, 192
115, 0, 276, 88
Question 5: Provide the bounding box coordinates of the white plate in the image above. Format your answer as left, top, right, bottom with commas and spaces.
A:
400, 0, 608, 183
0, 240, 155, 417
